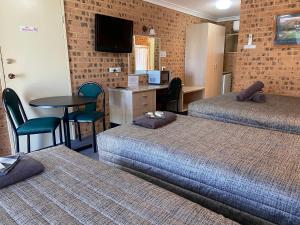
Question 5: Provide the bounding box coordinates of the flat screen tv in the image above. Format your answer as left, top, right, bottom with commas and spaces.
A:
95, 14, 133, 53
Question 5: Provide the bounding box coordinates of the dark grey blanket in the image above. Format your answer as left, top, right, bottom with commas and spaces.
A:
188, 92, 300, 134
133, 111, 177, 129
0, 155, 44, 189
97, 115, 300, 225
0, 146, 237, 225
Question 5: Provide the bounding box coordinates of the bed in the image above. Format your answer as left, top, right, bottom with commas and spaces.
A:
0, 146, 238, 225
97, 115, 300, 225
188, 92, 300, 134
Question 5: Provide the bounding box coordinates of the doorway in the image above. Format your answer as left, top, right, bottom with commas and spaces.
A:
0, 0, 72, 153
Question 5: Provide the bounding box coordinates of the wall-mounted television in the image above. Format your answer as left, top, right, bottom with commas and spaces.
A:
95, 14, 133, 53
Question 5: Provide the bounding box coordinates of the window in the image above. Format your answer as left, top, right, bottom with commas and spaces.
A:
135, 45, 150, 71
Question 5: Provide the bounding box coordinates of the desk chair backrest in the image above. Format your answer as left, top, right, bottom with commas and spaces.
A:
167, 78, 182, 101
2, 88, 28, 131
78, 82, 105, 113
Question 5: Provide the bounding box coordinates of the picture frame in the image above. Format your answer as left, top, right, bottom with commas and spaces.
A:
274, 13, 300, 45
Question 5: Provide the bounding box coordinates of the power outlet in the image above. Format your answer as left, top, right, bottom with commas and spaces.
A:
109, 67, 121, 73
244, 45, 256, 49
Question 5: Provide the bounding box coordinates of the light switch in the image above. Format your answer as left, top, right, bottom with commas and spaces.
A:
160, 51, 167, 58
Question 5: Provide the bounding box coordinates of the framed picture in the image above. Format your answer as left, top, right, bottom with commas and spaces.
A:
274, 13, 300, 45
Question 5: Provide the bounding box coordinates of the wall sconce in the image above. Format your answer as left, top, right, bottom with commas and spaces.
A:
142, 25, 156, 36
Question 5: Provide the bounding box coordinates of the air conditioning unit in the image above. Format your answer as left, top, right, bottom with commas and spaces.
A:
233, 20, 240, 33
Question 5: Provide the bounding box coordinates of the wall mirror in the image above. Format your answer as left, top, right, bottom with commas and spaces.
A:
129, 35, 161, 75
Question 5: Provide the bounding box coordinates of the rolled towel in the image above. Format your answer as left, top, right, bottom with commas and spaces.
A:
133, 111, 177, 129
0, 155, 44, 189
250, 91, 266, 103
236, 81, 264, 101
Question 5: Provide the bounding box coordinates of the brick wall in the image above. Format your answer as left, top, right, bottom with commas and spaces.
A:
234, 0, 300, 95
64, 0, 208, 84
135, 35, 150, 46
64, 0, 208, 135
0, 0, 209, 153
0, 1, 225, 152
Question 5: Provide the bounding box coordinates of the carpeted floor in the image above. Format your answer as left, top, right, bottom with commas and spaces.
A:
71, 136, 99, 160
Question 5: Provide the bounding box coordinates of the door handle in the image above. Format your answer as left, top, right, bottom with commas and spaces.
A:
8, 73, 16, 79
6, 59, 15, 64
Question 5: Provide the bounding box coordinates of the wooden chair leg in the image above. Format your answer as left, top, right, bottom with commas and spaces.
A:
52, 130, 56, 146
27, 135, 31, 153
77, 122, 82, 142
15, 134, 20, 153
102, 118, 106, 131
59, 123, 63, 144
92, 122, 97, 153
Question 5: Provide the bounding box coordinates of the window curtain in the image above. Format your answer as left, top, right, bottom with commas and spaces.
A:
135, 45, 150, 71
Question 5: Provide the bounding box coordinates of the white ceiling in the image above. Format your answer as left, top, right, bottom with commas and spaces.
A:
144, 0, 241, 22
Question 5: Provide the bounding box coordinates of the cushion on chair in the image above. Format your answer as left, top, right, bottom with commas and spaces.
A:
17, 117, 61, 135
69, 111, 104, 122
68, 111, 81, 121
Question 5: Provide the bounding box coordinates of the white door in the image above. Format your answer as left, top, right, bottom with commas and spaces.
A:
0, 0, 72, 153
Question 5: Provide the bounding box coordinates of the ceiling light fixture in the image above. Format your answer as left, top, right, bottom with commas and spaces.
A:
216, 0, 232, 10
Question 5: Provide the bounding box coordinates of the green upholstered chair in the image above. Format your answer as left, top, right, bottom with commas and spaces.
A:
68, 82, 106, 153
2, 88, 62, 153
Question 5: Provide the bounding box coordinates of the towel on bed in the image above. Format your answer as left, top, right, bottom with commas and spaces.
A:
250, 91, 266, 103
236, 81, 264, 101
133, 111, 177, 129
0, 154, 21, 176
0, 155, 44, 189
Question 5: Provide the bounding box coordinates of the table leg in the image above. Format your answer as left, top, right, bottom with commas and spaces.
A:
63, 107, 71, 148
63, 120, 68, 147
63, 107, 92, 152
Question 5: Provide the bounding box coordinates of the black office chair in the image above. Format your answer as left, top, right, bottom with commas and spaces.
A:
159, 77, 182, 112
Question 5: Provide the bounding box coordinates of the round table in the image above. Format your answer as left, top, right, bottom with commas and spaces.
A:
30, 96, 97, 150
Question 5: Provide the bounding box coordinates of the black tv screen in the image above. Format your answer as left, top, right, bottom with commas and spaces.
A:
95, 14, 133, 53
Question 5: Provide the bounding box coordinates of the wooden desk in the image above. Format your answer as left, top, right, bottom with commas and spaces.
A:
181, 86, 205, 112
109, 85, 204, 124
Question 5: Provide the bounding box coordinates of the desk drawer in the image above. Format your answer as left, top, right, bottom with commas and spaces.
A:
133, 91, 156, 117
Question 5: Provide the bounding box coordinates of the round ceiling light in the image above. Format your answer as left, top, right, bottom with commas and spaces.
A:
216, 0, 232, 10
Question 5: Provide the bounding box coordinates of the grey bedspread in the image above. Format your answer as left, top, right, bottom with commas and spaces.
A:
0, 146, 237, 225
97, 115, 300, 225
188, 92, 300, 134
